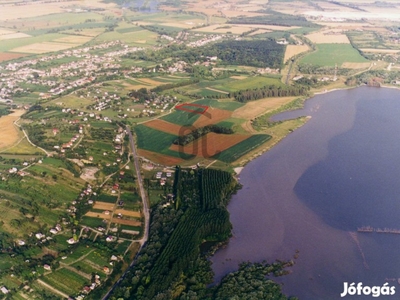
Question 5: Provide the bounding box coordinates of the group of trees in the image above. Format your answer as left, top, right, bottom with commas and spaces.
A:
109, 167, 295, 299
173, 125, 233, 146
211, 39, 285, 68
109, 167, 238, 299
0, 106, 11, 117
228, 10, 317, 28
233, 85, 309, 102
124, 39, 285, 69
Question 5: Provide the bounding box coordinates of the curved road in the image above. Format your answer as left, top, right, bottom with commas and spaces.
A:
102, 127, 149, 299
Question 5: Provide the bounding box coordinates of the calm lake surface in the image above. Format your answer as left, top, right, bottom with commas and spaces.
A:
212, 86, 400, 299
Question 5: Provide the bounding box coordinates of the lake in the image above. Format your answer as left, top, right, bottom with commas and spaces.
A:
212, 86, 400, 299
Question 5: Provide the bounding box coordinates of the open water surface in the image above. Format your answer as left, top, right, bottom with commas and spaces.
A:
212, 86, 400, 299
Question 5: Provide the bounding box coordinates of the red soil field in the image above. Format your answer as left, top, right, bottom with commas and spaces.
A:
169, 133, 249, 158
176, 103, 208, 114
193, 108, 232, 128
144, 119, 189, 135
0, 52, 27, 62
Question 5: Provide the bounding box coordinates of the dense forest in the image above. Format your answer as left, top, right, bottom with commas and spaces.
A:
108, 167, 296, 299
173, 125, 233, 146
228, 10, 318, 27
232, 85, 309, 102
124, 40, 285, 69
211, 39, 285, 68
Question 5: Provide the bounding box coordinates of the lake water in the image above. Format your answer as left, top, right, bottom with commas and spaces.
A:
212, 86, 400, 299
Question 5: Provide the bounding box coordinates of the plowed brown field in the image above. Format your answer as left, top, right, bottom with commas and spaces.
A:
193, 108, 232, 128
0, 52, 27, 62
85, 211, 110, 219
93, 202, 115, 211
111, 218, 141, 226
169, 133, 248, 158
114, 209, 141, 218
145, 119, 188, 135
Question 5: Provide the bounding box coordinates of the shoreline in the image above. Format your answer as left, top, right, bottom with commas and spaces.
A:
233, 83, 400, 170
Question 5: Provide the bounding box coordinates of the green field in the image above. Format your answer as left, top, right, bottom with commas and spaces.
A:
85, 249, 111, 267
41, 268, 89, 295
214, 76, 285, 93
72, 260, 105, 276
135, 125, 192, 159
94, 29, 158, 46
61, 245, 94, 264
213, 134, 272, 163
160, 109, 201, 126
0, 32, 85, 52
300, 43, 368, 67
46, 94, 93, 109
116, 26, 143, 34
81, 216, 105, 228
96, 194, 118, 203
193, 99, 244, 111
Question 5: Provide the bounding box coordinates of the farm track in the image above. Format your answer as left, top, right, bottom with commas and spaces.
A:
62, 249, 95, 266
205, 87, 229, 94
37, 279, 69, 299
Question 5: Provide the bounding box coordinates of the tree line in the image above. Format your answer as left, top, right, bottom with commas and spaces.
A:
107, 167, 296, 299
233, 85, 309, 102
228, 10, 318, 28
173, 125, 233, 146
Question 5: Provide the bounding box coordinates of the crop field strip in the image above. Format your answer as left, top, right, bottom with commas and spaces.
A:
213, 134, 272, 163
232, 96, 298, 119
40, 268, 89, 296
284, 44, 310, 63
111, 218, 141, 226
169, 133, 249, 158
214, 76, 285, 93
193, 108, 232, 128
160, 109, 201, 126
114, 209, 141, 218
144, 119, 188, 135
137, 149, 185, 165
93, 202, 115, 211
306, 30, 350, 44
193, 99, 245, 111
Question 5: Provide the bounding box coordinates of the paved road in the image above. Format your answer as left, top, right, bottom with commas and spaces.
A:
127, 127, 149, 245
102, 127, 149, 300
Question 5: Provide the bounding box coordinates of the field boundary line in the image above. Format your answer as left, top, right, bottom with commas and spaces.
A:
205, 87, 230, 94
37, 279, 69, 299
14, 118, 50, 156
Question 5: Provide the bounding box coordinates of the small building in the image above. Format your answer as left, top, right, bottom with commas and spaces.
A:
0, 286, 9, 294
35, 233, 44, 239
43, 264, 51, 271
67, 238, 77, 245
